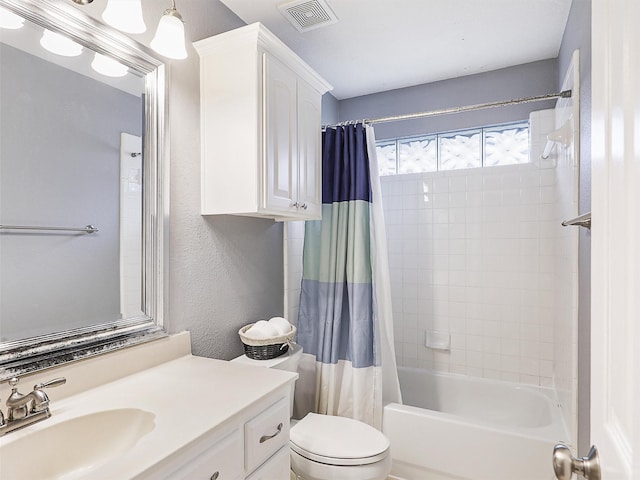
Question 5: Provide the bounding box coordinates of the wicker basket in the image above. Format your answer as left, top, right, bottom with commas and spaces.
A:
238, 323, 297, 360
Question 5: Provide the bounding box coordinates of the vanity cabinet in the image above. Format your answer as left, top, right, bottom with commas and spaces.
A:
195, 23, 332, 221
142, 392, 291, 480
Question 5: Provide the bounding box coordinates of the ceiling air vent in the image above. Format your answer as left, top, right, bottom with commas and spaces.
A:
278, 0, 338, 33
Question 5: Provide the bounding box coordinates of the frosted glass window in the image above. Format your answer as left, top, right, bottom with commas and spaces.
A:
439, 130, 481, 171
484, 124, 529, 166
398, 136, 437, 174
376, 141, 397, 176
375, 121, 530, 176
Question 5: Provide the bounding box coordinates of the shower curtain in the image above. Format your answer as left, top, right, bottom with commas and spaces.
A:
297, 123, 401, 429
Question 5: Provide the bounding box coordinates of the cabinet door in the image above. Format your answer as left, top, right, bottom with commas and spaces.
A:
245, 446, 290, 480
296, 78, 322, 220
162, 429, 244, 480
263, 53, 297, 215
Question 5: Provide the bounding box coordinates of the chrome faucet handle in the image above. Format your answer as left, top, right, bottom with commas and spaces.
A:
34, 378, 66, 390
31, 377, 66, 413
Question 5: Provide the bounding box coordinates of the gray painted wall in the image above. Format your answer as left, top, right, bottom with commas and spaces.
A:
321, 93, 340, 125
558, 0, 592, 454
337, 59, 558, 140
156, 2, 285, 360
0, 44, 141, 340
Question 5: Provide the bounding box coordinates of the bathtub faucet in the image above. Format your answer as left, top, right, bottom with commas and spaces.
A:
0, 376, 66, 437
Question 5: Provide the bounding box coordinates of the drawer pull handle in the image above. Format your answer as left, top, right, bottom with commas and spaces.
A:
210, 472, 219, 480
259, 422, 283, 443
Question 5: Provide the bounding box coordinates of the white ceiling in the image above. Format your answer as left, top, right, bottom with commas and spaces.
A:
219, 0, 573, 100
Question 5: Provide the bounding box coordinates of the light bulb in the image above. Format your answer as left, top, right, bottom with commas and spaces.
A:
40, 29, 83, 57
0, 6, 25, 29
150, 8, 187, 60
91, 53, 129, 77
102, 0, 146, 34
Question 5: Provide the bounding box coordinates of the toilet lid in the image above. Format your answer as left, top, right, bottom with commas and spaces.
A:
290, 413, 390, 466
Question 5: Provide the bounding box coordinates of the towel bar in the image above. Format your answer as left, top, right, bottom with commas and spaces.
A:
0, 224, 98, 234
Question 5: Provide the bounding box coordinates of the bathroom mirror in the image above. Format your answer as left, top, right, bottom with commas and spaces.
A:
0, 0, 168, 380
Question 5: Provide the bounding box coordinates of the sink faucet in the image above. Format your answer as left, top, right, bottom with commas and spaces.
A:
0, 376, 66, 436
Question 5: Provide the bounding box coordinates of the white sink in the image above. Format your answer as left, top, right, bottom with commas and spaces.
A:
0, 408, 155, 480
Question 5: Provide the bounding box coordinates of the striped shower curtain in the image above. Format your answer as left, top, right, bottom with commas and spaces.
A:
297, 123, 400, 429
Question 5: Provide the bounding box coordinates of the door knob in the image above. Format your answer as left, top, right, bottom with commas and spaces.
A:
553, 444, 601, 480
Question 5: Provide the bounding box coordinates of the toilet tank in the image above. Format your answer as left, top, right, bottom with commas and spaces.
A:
231, 343, 303, 417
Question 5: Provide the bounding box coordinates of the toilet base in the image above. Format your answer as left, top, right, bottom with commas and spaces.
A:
290, 448, 391, 480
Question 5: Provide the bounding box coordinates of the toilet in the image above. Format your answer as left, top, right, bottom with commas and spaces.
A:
232, 344, 392, 480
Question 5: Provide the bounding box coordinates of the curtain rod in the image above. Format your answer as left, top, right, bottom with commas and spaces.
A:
323, 90, 572, 129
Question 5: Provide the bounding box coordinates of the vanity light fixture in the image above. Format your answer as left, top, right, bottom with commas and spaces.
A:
150, 0, 188, 60
70, 0, 189, 60
0, 6, 25, 29
101, 0, 146, 34
91, 52, 129, 77
40, 29, 83, 56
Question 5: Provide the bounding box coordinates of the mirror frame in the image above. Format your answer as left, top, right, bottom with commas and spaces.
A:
0, 0, 169, 380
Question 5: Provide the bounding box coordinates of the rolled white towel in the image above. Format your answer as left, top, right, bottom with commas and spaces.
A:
268, 316, 292, 335
244, 320, 280, 339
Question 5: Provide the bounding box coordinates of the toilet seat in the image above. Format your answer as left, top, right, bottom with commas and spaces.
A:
290, 413, 390, 466
290, 443, 389, 466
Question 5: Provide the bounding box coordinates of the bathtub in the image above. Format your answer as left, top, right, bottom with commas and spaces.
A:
382, 367, 568, 480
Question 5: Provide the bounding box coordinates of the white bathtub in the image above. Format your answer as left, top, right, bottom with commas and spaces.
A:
382, 367, 568, 480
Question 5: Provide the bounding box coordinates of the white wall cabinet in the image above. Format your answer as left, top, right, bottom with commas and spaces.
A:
195, 23, 332, 221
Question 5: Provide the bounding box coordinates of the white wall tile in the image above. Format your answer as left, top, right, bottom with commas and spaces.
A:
433, 193, 450, 208
449, 192, 467, 208
433, 177, 450, 193
447, 177, 466, 192
376, 156, 577, 386
483, 174, 503, 190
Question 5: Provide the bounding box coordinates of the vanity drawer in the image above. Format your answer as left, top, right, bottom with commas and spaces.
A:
170, 428, 243, 480
244, 397, 289, 473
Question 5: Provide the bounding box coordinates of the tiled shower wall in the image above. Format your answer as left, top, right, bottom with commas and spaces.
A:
382, 154, 575, 387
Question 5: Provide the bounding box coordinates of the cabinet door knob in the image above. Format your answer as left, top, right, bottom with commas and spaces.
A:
259, 422, 283, 443
210, 472, 219, 480
300, 203, 308, 210
291, 202, 299, 209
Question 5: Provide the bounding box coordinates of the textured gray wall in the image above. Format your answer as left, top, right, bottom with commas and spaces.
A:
0, 44, 141, 340
338, 59, 558, 139
558, 0, 592, 454
158, 2, 285, 360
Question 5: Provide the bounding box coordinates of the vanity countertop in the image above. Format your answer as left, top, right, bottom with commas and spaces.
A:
0, 353, 298, 479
